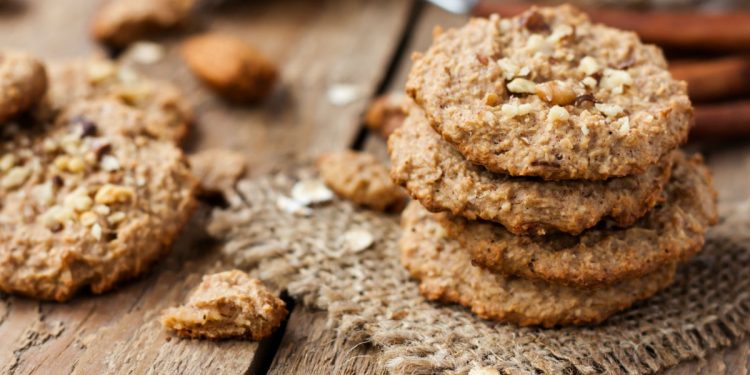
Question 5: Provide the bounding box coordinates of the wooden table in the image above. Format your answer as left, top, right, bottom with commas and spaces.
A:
1, 1, 749, 374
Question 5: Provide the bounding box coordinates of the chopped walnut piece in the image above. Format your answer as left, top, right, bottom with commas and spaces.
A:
317, 151, 407, 212
161, 270, 288, 340
521, 10, 550, 32
535, 81, 576, 106
507, 78, 536, 94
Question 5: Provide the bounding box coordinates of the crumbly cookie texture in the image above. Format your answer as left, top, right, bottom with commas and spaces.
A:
91, 0, 197, 48
406, 5, 692, 180
161, 270, 287, 340
0, 51, 47, 123
181, 33, 278, 103
364, 93, 407, 139
400, 201, 677, 327
317, 151, 407, 212
46, 58, 191, 143
0, 100, 196, 301
189, 148, 247, 195
438, 152, 717, 288
389, 104, 673, 235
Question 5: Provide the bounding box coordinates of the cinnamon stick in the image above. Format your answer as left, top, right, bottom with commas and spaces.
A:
670, 55, 750, 102
473, 2, 750, 52
692, 100, 750, 139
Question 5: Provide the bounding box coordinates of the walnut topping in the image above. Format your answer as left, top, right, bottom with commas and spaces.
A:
475, 53, 488, 66
497, 58, 520, 80
80, 212, 99, 226
616, 116, 630, 135
547, 24, 574, 44
578, 56, 600, 76
501, 102, 533, 118
548, 105, 569, 123
600, 68, 632, 95
581, 76, 598, 89
1, 166, 30, 189
95, 184, 135, 205
0, 154, 15, 171
521, 11, 550, 32
595, 103, 624, 117
64, 188, 93, 212
535, 81, 576, 106
107, 211, 126, 225
91, 223, 102, 240
100, 155, 120, 171
507, 78, 536, 94
484, 92, 499, 106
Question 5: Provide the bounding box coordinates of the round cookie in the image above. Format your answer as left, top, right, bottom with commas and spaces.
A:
406, 5, 692, 180
0, 51, 47, 123
400, 201, 677, 327
389, 104, 673, 235
46, 58, 192, 144
438, 151, 717, 288
0, 100, 196, 301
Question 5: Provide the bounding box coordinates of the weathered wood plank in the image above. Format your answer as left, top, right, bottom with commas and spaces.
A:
0, 0, 415, 373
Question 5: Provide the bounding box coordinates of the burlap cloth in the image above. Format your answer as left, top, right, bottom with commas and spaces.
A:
207, 168, 750, 374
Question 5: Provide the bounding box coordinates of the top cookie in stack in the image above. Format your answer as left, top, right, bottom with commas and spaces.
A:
389, 5, 717, 327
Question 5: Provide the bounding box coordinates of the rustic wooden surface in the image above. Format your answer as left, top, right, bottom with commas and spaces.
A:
0, 0, 749, 374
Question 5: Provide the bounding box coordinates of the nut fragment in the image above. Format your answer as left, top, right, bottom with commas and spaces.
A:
507, 78, 536, 94
95, 184, 135, 205
578, 56, 600, 76
600, 68, 633, 95
521, 10, 550, 32
547, 105, 570, 123
535, 80, 576, 106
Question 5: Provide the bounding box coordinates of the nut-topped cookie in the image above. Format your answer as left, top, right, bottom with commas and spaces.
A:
0, 100, 196, 301
437, 152, 717, 288
0, 51, 47, 123
400, 201, 677, 327
46, 58, 192, 143
389, 104, 673, 235
406, 5, 692, 180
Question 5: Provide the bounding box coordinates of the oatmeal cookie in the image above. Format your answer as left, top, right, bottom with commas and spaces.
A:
91, 0, 196, 48
389, 104, 672, 235
161, 270, 287, 340
0, 51, 47, 123
181, 33, 279, 103
46, 58, 191, 143
0, 100, 196, 301
400, 202, 677, 327
406, 5, 692, 180
317, 151, 407, 212
438, 151, 717, 288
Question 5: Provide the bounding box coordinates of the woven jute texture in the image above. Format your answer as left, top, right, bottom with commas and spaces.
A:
208, 168, 750, 375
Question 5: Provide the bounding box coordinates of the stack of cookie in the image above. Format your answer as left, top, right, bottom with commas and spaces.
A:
389, 5, 718, 327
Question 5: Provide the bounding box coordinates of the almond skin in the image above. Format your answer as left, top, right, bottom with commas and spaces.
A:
181, 33, 279, 103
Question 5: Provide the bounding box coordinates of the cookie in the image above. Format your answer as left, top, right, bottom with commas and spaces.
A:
364, 93, 407, 139
406, 5, 692, 180
161, 270, 287, 340
189, 148, 247, 195
0, 51, 47, 123
317, 151, 407, 212
438, 151, 717, 288
91, 0, 197, 48
46, 58, 191, 143
400, 201, 677, 327
181, 33, 279, 103
0, 100, 196, 301
389, 104, 673, 235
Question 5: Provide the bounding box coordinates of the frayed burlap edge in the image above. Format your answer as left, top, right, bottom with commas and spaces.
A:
208, 168, 750, 375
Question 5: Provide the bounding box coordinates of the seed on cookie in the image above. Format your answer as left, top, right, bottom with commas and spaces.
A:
181, 33, 279, 103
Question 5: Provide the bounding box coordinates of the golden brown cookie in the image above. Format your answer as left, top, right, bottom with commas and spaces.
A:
0, 100, 196, 301
91, 0, 196, 48
46, 58, 192, 143
0, 51, 47, 123
161, 270, 287, 340
406, 5, 692, 180
438, 152, 717, 288
389, 104, 673, 235
400, 201, 677, 327
181, 33, 278, 103
317, 151, 407, 212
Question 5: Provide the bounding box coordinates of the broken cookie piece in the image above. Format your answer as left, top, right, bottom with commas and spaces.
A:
317, 151, 407, 212
189, 149, 247, 196
91, 0, 197, 48
161, 270, 287, 340
0, 51, 47, 123
181, 33, 278, 103
364, 93, 407, 139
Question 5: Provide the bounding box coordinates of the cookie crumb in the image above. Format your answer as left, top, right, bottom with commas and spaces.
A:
327, 84, 362, 106
364, 93, 407, 138
181, 33, 279, 103
342, 228, 374, 253
91, 0, 197, 48
161, 270, 287, 340
317, 151, 407, 212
